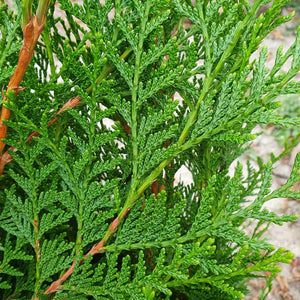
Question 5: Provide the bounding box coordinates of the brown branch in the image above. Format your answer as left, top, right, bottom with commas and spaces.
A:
44, 211, 127, 294
45, 206, 133, 294
0, 16, 45, 155
44, 259, 77, 294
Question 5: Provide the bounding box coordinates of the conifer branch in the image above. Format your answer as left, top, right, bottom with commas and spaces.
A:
0, 48, 132, 175
1, 1, 300, 298
0, 96, 81, 175
0, 0, 50, 155
44, 0, 296, 294
44, 205, 130, 294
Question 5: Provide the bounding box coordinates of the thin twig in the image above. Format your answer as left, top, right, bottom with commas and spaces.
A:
44, 207, 129, 294
0, 16, 45, 154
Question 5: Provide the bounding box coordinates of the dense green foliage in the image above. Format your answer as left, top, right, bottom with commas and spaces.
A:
0, 0, 300, 299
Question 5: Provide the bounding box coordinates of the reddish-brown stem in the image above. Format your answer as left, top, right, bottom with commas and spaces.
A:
44, 260, 77, 294
33, 219, 41, 259
0, 150, 15, 176
84, 240, 106, 258
0, 16, 45, 155
109, 217, 120, 233
44, 207, 131, 294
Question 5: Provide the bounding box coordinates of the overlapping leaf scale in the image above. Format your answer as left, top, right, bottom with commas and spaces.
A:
67, 128, 88, 154
209, 3, 243, 42
81, 210, 114, 247
138, 101, 178, 141
66, 108, 90, 135
137, 65, 183, 105
106, 44, 135, 89
140, 37, 177, 73
82, 180, 119, 247
137, 125, 177, 169
87, 158, 122, 182
185, 162, 294, 251
39, 209, 72, 236
191, 98, 215, 140
0, 235, 32, 290
2, 189, 34, 244
59, 0, 113, 31
259, 0, 296, 41
211, 22, 241, 65
54, 228, 292, 299
85, 0, 113, 32
7, 170, 32, 198
1, 212, 34, 245
57, 253, 144, 299
144, 9, 171, 38
0, 66, 15, 84
116, 15, 138, 52
40, 238, 74, 281
211, 131, 257, 144
291, 27, 300, 70
137, 144, 178, 180
37, 190, 70, 212
173, 0, 202, 28
186, 181, 214, 239
0, 5, 21, 90
109, 96, 132, 126
249, 46, 269, 101
34, 162, 57, 189
115, 191, 185, 246
4, 186, 32, 221
210, 280, 244, 299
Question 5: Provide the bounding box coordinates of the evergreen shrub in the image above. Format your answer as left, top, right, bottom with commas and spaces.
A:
0, 0, 300, 298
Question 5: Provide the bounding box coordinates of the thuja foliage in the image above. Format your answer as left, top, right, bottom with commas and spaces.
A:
0, 0, 300, 298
